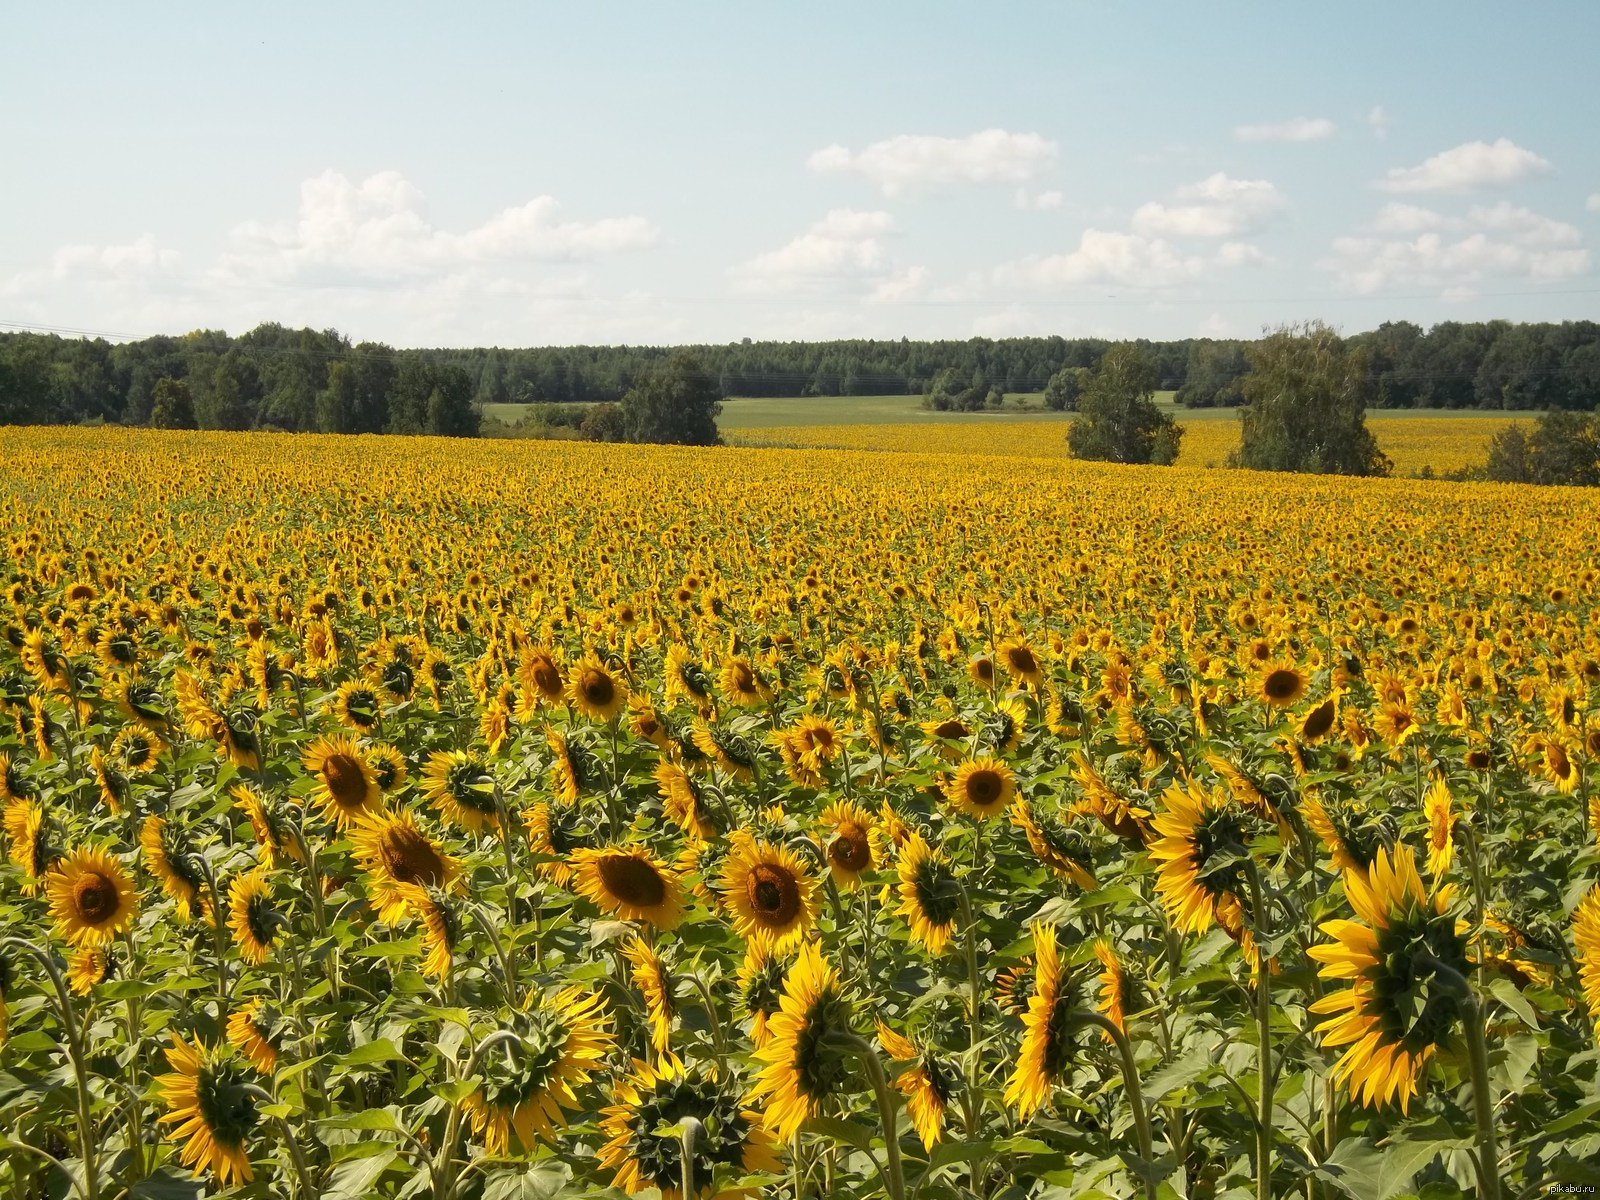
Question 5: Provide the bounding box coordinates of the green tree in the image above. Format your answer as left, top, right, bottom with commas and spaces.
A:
1042, 366, 1088, 412
148, 377, 197, 429
198, 349, 261, 430
1484, 409, 1600, 485
315, 361, 356, 433
426, 364, 480, 437
1235, 322, 1389, 476
619, 353, 723, 445
1067, 343, 1183, 465
580, 402, 628, 442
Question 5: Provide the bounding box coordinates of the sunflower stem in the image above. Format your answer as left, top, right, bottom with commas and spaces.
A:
680, 1115, 703, 1200
187, 852, 232, 1005
434, 1028, 522, 1199
1243, 861, 1274, 1200
956, 881, 987, 1193
464, 901, 517, 1002
241, 1084, 316, 1200
824, 1031, 906, 1200
1066, 1011, 1155, 1200
687, 970, 729, 1075
2, 938, 99, 1200
1419, 956, 1502, 1200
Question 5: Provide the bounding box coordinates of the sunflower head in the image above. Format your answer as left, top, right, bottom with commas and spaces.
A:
226, 870, 279, 965
736, 942, 792, 1046
1004, 922, 1092, 1121
227, 999, 285, 1074
896, 832, 963, 956
1149, 780, 1262, 940
944, 756, 1017, 821
47, 845, 138, 947
350, 807, 461, 924
573, 846, 686, 930
820, 800, 877, 889
1257, 663, 1308, 708
569, 653, 629, 722
748, 942, 856, 1142
421, 749, 501, 834
720, 836, 818, 952
1013, 800, 1098, 891
156, 1036, 260, 1186
303, 734, 383, 830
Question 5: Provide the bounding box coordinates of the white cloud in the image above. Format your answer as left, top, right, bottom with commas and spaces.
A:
1234, 117, 1336, 143
1367, 106, 1390, 139
1588, 193, 1600, 213
1197, 312, 1232, 337
1376, 138, 1553, 193
866, 266, 931, 304
215, 170, 657, 286
994, 229, 1263, 291
732, 209, 902, 292
1014, 188, 1064, 211
808, 129, 1057, 195
1322, 200, 1590, 294
1130, 173, 1287, 238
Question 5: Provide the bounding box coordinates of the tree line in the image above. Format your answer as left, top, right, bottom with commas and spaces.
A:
4, 318, 1600, 433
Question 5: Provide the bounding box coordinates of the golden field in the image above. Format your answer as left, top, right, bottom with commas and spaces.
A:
0, 424, 1597, 1200
730, 414, 1528, 474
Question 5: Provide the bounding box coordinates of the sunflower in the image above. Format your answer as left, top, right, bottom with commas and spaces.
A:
365, 742, 409, 793
572, 846, 686, 929
599, 1056, 781, 1200
876, 1021, 957, 1151
819, 799, 877, 889
787, 713, 841, 770
622, 936, 674, 1055
1422, 774, 1454, 879
396, 882, 462, 979
141, 815, 208, 921
569, 653, 629, 722
524, 801, 590, 886
461, 987, 613, 1155
546, 725, 604, 804
4, 797, 54, 895
1256, 662, 1308, 708
1205, 753, 1284, 828
693, 722, 759, 781
1070, 753, 1152, 842
665, 645, 715, 710
227, 999, 284, 1074
628, 696, 672, 750
1094, 938, 1134, 1034
156, 1035, 259, 1186
997, 638, 1045, 689
226, 870, 279, 965
1309, 845, 1471, 1112
1303, 796, 1385, 877
229, 783, 300, 870
920, 713, 971, 756
719, 655, 772, 707
350, 807, 462, 923
944, 756, 1016, 821
657, 760, 719, 840
747, 942, 854, 1141
1575, 885, 1600, 1021
332, 678, 383, 732
303, 734, 383, 830
1013, 799, 1098, 891
1005, 922, 1090, 1120
1373, 701, 1421, 749
896, 832, 963, 956
1297, 691, 1341, 744
0, 751, 34, 804
1148, 780, 1257, 958
420, 749, 501, 834
1527, 733, 1581, 794
89, 748, 130, 814
735, 941, 791, 1046
67, 946, 117, 995
968, 654, 995, 690
996, 958, 1036, 1017
519, 645, 566, 707
47, 845, 137, 947
720, 837, 819, 952
982, 696, 1029, 754
111, 724, 166, 773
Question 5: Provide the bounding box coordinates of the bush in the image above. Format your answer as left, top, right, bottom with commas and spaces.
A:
1484, 410, 1600, 485
1066, 343, 1183, 465
580, 403, 628, 443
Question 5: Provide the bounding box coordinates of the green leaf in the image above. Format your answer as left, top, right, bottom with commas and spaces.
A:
323, 1148, 399, 1199
351, 936, 422, 959
338, 1038, 407, 1067
1142, 1048, 1215, 1102
480, 1164, 573, 1200
1315, 1132, 1469, 1200
806, 1115, 880, 1153
129, 1167, 206, 1200
1487, 976, 1539, 1030
318, 1107, 408, 1136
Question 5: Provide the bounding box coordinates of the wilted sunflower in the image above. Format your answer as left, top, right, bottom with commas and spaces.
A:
569, 652, 629, 722
303, 734, 383, 830
350, 807, 461, 923
67, 946, 117, 995
420, 749, 500, 834
227, 870, 279, 965
944, 756, 1016, 821
47, 845, 137, 947
747, 942, 854, 1141
599, 1056, 781, 1200
461, 987, 613, 1155
1574, 885, 1600, 1021
1148, 780, 1257, 957
720, 837, 819, 952
1422, 774, 1454, 878
819, 799, 877, 890
573, 846, 686, 929
735, 941, 791, 1046
227, 999, 284, 1074
332, 678, 383, 733
719, 655, 772, 707
1005, 921, 1091, 1120
622, 936, 674, 1055
657, 760, 719, 840
876, 1021, 957, 1151
896, 832, 963, 956
1013, 799, 1098, 891
1309, 845, 1471, 1112
157, 1035, 260, 1187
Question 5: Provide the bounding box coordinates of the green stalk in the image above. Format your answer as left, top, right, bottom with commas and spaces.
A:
1068, 1010, 1155, 1200
1244, 863, 1274, 1200
434, 1029, 522, 1199
1420, 957, 1501, 1200
824, 1032, 906, 1200
680, 1115, 703, 1200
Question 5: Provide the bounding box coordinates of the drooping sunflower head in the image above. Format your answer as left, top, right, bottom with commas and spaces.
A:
600, 1057, 781, 1200
226, 870, 279, 965
896, 832, 963, 956
736, 941, 792, 1047
720, 836, 819, 952
226, 999, 285, 1074
572, 846, 686, 930
1004, 921, 1091, 1121
303, 734, 383, 830
748, 941, 855, 1142
1013, 799, 1099, 891
944, 756, 1017, 822
420, 749, 501, 834
156, 1035, 260, 1187
47, 844, 138, 947
350, 807, 461, 924
1309, 845, 1472, 1112
819, 799, 877, 889
462, 987, 614, 1155
1148, 780, 1256, 939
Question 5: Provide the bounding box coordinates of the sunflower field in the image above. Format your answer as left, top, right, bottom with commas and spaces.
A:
2, 425, 1599, 1200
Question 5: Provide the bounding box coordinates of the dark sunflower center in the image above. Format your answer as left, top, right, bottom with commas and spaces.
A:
966, 769, 1004, 808
1008, 648, 1038, 675
829, 829, 872, 873
934, 719, 967, 739
598, 854, 667, 908
581, 670, 616, 707
1549, 744, 1572, 777
74, 873, 120, 923
733, 665, 755, 691
912, 857, 963, 928
381, 828, 446, 886
1301, 699, 1336, 739
382, 661, 414, 698
195, 1060, 260, 1148
323, 754, 369, 806
747, 864, 801, 924
1263, 669, 1302, 702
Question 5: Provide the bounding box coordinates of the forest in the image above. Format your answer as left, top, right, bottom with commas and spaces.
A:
1, 318, 1598, 433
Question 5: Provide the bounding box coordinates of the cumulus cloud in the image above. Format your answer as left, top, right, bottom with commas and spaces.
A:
993, 229, 1263, 291
1130, 173, 1287, 238
1323, 202, 1589, 292
732, 209, 910, 294
1367, 106, 1390, 139
1588, 193, 1600, 213
808, 129, 1057, 195
1014, 189, 1064, 211
1377, 138, 1553, 193
1234, 117, 1336, 143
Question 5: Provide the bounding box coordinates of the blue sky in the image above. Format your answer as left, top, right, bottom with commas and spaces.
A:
3, 2, 1598, 347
